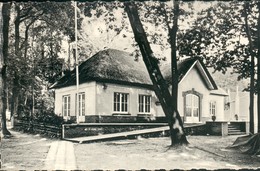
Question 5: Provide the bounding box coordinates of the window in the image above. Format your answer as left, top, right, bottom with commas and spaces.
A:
185, 94, 199, 117
62, 95, 70, 116
76, 93, 85, 116
114, 92, 129, 113
210, 101, 216, 116
139, 95, 151, 113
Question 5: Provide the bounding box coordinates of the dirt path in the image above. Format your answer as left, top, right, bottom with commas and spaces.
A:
2, 130, 76, 170
1, 130, 51, 169
44, 141, 77, 170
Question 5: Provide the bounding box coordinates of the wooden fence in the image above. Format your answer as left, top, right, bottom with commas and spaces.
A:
14, 119, 62, 138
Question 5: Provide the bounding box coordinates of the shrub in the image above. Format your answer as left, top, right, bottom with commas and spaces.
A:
63, 116, 77, 124
34, 109, 63, 126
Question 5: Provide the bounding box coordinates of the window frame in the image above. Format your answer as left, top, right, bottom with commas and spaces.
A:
185, 94, 199, 117
62, 95, 71, 116
138, 94, 152, 114
113, 92, 129, 113
209, 101, 217, 116
76, 92, 86, 116
182, 88, 203, 122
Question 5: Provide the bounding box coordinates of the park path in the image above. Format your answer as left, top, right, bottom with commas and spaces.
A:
44, 141, 77, 170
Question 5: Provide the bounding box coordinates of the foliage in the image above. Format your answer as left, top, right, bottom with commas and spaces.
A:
177, 0, 260, 134
3, 2, 85, 122
34, 110, 63, 126
125, 2, 189, 145
178, 1, 257, 82
75, 1, 131, 62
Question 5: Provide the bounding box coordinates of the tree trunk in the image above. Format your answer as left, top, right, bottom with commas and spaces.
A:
169, 0, 187, 145
244, 2, 255, 134
257, 1, 260, 133
1, 2, 11, 136
10, 4, 21, 119
125, 2, 188, 146
171, 0, 179, 113
10, 76, 19, 118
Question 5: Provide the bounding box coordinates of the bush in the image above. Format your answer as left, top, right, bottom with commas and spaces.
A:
34, 109, 63, 126
63, 116, 77, 124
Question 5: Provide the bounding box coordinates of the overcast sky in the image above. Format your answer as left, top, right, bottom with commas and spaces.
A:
61, 1, 220, 63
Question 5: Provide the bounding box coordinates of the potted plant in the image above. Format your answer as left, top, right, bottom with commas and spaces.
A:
212, 115, 216, 122
235, 114, 238, 121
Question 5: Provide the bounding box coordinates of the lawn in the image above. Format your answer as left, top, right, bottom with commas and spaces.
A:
2, 130, 260, 170
74, 135, 260, 170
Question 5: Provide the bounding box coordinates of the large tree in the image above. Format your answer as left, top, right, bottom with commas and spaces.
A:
76, 1, 192, 145
0, 2, 84, 129
1, 2, 11, 136
179, 1, 260, 134
256, 1, 260, 133
6, 2, 80, 121
125, 1, 188, 145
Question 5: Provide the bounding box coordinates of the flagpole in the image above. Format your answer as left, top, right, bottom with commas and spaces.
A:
75, 0, 79, 124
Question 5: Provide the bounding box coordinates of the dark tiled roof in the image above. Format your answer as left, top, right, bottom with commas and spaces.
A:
52, 49, 217, 90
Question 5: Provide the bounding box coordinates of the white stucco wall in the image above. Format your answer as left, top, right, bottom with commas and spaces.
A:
55, 81, 159, 118
54, 82, 96, 117
54, 65, 227, 123
179, 67, 210, 120
156, 66, 226, 123
208, 94, 225, 121
95, 82, 157, 117
225, 93, 257, 132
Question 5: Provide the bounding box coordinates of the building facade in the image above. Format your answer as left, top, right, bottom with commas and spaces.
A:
52, 49, 228, 123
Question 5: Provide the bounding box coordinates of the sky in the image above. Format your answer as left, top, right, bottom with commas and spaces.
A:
61, 1, 222, 64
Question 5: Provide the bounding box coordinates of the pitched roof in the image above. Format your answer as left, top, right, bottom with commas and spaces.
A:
161, 57, 218, 90
51, 49, 217, 90
161, 58, 199, 83
52, 49, 152, 89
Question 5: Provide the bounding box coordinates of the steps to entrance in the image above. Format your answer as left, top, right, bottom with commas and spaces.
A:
228, 124, 246, 135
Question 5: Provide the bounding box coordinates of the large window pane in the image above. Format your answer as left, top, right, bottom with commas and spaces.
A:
210, 101, 216, 115
76, 93, 85, 116
185, 94, 199, 117
62, 95, 70, 116
186, 108, 192, 117
114, 92, 128, 113
139, 95, 151, 113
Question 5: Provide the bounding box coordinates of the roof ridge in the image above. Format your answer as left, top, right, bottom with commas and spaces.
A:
51, 50, 212, 89
178, 57, 198, 63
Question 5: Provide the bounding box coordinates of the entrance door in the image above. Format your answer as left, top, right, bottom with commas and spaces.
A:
76, 93, 86, 123
185, 94, 200, 123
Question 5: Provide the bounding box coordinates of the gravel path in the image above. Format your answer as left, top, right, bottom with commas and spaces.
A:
1, 130, 52, 169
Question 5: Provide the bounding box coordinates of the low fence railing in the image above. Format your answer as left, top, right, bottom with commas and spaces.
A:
14, 120, 208, 140
14, 119, 62, 138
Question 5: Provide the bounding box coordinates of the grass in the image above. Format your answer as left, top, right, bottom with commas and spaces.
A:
2, 129, 260, 170
74, 135, 260, 170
